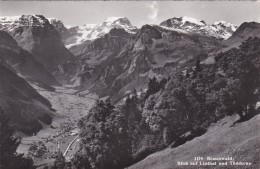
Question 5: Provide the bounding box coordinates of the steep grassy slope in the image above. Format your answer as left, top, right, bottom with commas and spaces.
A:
127, 114, 260, 169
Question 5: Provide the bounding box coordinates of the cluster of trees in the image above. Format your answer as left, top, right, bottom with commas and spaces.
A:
77, 99, 132, 169
0, 108, 36, 169
143, 37, 260, 145
28, 141, 47, 158
145, 77, 168, 100
72, 78, 168, 169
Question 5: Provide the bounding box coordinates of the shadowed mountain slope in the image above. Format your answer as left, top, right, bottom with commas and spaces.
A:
0, 61, 53, 135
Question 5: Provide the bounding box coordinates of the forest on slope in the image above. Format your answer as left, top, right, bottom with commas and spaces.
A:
61, 37, 260, 169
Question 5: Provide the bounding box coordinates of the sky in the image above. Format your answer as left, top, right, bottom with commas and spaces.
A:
0, 1, 260, 27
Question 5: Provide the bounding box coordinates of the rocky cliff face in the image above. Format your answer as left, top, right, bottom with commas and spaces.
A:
0, 15, 74, 73
0, 30, 59, 86
55, 27, 133, 86
48, 18, 72, 43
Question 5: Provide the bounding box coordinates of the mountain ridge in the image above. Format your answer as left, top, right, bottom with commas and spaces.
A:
224, 21, 260, 47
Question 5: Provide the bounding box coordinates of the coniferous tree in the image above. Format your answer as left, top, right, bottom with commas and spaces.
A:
51, 151, 65, 169
70, 152, 91, 169
195, 57, 202, 72
78, 99, 132, 169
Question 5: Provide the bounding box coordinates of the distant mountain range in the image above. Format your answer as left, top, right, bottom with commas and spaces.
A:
160, 16, 237, 40
48, 16, 237, 49
46, 16, 235, 99
0, 14, 260, 134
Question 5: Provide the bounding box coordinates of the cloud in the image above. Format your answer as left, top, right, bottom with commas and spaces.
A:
147, 1, 159, 23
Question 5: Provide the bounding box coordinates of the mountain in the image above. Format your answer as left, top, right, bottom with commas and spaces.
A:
224, 22, 260, 47
0, 30, 60, 86
0, 15, 74, 72
52, 17, 137, 85
160, 16, 237, 40
74, 24, 223, 100
58, 16, 236, 100
65, 17, 138, 49
0, 61, 53, 135
56, 27, 133, 86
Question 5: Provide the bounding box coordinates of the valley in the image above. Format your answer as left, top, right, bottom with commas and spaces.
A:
17, 86, 97, 167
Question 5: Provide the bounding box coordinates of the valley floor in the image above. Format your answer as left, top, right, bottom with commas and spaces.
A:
127, 114, 260, 169
17, 86, 98, 167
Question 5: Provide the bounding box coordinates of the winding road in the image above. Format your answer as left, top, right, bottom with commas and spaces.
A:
63, 135, 79, 157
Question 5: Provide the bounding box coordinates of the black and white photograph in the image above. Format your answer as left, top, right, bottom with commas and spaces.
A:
0, 1, 260, 169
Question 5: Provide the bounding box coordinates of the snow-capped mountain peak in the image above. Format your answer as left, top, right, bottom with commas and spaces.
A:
0, 15, 53, 33
105, 16, 125, 22
160, 16, 206, 28
16, 15, 50, 26
100, 16, 136, 33
212, 21, 237, 32
181, 16, 206, 26
160, 16, 237, 40
65, 17, 137, 48
0, 16, 21, 25
47, 17, 65, 28
213, 20, 228, 25
103, 17, 133, 27
79, 24, 97, 30
48, 17, 59, 23
65, 25, 73, 29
